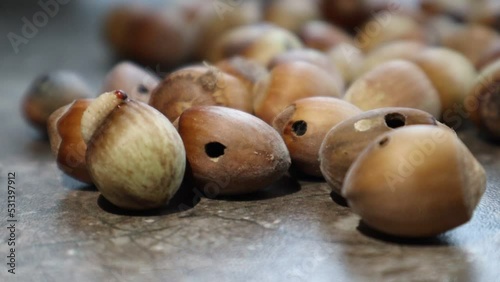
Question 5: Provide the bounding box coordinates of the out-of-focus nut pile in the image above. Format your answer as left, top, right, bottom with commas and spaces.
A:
21, 0, 499, 238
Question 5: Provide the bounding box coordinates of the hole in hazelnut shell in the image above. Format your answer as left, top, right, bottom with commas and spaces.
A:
205, 142, 226, 158
379, 137, 390, 147
292, 120, 307, 136
137, 84, 149, 94
384, 113, 406, 129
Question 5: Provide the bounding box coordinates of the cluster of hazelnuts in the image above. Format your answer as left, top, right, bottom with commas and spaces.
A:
22, 0, 500, 238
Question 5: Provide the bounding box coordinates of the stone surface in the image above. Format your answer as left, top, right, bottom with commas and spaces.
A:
0, 1, 499, 282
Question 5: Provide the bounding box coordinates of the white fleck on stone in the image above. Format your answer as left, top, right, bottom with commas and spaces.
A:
66, 249, 76, 256
354, 119, 373, 132
144, 219, 155, 223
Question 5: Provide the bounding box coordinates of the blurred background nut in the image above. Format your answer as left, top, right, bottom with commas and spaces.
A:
343, 125, 486, 237
101, 61, 160, 104
319, 107, 439, 195
412, 47, 477, 123
267, 48, 345, 93
466, 59, 500, 141
264, 0, 320, 33
272, 97, 361, 177
47, 99, 93, 184
355, 40, 426, 78
22, 71, 91, 134
178, 106, 291, 195
149, 65, 253, 122
298, 20, 354, 52
206, 23, 303, 66
214, 56, 268, 98
344, 60, 442, 118
104, 3, 199, 66
326, 43, 364, 85
253, 61, 342, 124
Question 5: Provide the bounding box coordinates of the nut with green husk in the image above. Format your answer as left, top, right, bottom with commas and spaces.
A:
82, 91, 185, 210
177, 106, 291, 195
319, 107, 439, 195
22, 71, 91, 134
343, 125, 486, 238
272, 97, 361, 177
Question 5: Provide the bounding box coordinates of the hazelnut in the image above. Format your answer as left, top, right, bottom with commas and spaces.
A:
412, 47, 477, 121
214, 56, 269, 97
149, 65, 253, 122
192, 0, 262, 59
319, 0, 373, 33
355, 40, 426, 78
254, 61, 342, 124
104, 4, 198, 66
476, 41, 500, 71
207, 23, 303, 66
343, 125, 486, 237
267, 49, 345, 93
101, 61, 160, 104
420, 0, 469, 19
272, 97, 361, 177
466, 59, 500, 140
298, 20, 353, 51
177, 106, 291, 195
441, 24, 500, 68
47, 99, 93, 184
343, 60, 442, 118
319, 107, 438, 195
355, 14, 427, 52
264, 0, 320, 33
81, 91, 186, 210
22, 71, 91, 133
326, 43, 364, 84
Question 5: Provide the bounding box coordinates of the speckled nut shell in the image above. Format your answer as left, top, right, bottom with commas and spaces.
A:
272, 97, 361, 177
319, 107, 439, 195
82, 91, 186, 210
177, 106, 291, 195
343, 125, 486, 237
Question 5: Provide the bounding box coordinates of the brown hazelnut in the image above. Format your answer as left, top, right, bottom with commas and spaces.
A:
101, 61, 160, 104
192, 0, 262, 59
254, 61, 342, 124
47, 99, 93, 184
298, 20, 353, 51
466, 59, 500, 140
22, 71, 91, 133
272, 97, 361, 177
412, 47, 477, 119
344, 60, 442, 118
177, 106, 291, 195
476, 41, 500, 71
319, 0, 373, 33
441, 24, 500, 68
149, 65, 253, 122
355, 40, 426, 78
104, 4, 198, 66
355, 14, 427, 52
267, 49, 345, 93
264, 0, 320, 33
343, 125, 486, 237
319, 107, 438, 195
207, 23, 303, 66
81, 91, 186, 210
214, 56, 269, 98
326, 43, 364, 84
